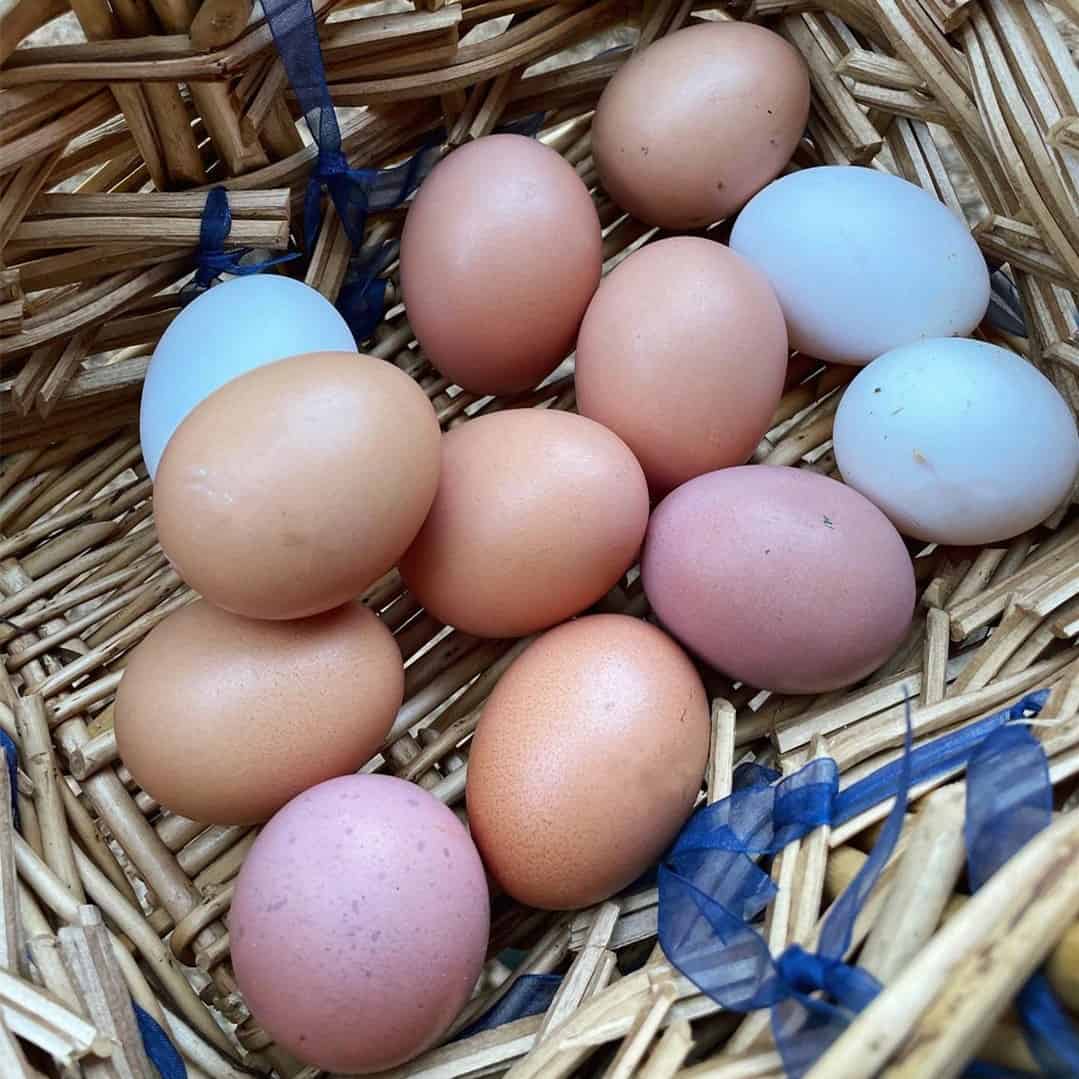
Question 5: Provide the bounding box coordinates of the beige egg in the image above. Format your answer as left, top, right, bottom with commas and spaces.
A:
466, 615, 710, 910
153, 351, 440, 621
399, 410, 650, 638
592, 22, 810, 229
115, 599, 403, 824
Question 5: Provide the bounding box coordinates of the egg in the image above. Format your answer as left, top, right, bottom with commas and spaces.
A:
140, 275, 356, 478
399, 409, 650, 638
575, 236, 788, 494
592, 22, 810, 229
466, 614, 710, 909
642, 466, 916, 693
401, 133, 602, 395
729, 166, 990, 364
231, 775, 489, 1072
153, 351, 440, 620
834, 338, 1079, 544
115, 599, 403, 824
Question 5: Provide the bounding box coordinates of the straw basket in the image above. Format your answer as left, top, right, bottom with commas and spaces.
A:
1, 0, 1078, 1075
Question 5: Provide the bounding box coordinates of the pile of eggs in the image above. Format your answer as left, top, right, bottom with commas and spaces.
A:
118, 21, 1079, 1074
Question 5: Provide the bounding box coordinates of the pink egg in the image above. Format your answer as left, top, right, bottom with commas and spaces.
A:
642, 466, 915, 693
231, 775, 489, 1073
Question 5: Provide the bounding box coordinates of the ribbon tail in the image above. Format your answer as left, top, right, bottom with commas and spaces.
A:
1016, 973, 1079, 1078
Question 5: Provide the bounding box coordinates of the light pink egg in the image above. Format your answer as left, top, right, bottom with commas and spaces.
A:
231, 775, 489, 1073
642, 466, 916, 693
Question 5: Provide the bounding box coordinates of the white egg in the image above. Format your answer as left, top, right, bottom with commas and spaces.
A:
834, 338, 1079, 544
140, 276, 356, 478
729, 166, 990, 365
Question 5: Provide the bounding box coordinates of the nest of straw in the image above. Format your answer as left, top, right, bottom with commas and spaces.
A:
0, 0, 1078, 1076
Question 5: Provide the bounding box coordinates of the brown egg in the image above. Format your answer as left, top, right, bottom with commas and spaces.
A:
400, 134, 602, 395
592, 22, 810, 229
154, 351, 440, 621
466, 615, 710, 909
576, 237, 788, 495
115, 599, 403, 824
399, 410, 649, 638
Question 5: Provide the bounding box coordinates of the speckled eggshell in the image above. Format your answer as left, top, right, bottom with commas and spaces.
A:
153, 351, 440, 620
466, 614, 710, 910
231, 774, 490, 1073
399, 410, 650, 638
592, 22, 810, 229
642, 466, 916, 694
115, 599, 403, 824
401, 133, 602, 395
834, 337, 1079, 543
575, 236, 788, 494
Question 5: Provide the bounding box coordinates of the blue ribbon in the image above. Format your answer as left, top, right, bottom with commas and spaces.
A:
966, 723, 1079, 1078
983, 259, 1027, 338
0, 731, 187, 1077
258, 0, 440, 251
454, 973, 563, 1040
658, 691, 1076, 1077
184, 186, 299, 298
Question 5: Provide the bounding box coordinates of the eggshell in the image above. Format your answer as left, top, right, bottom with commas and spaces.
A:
730, 166, 990, 365
399, 410, 650, 638
466, 615, 710, 909
154, 351, 440, 620
834, 338, 1079, 544
231, 775, 489, 1072
592, 23, 810, 229
575, 236, 788, 494
401, 133, 602, 395
115, 600, 403, 824
642, 466, 916, 693
140, 276, 356, 478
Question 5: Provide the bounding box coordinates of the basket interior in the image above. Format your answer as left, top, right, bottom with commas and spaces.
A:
1, 1, 1078, 1076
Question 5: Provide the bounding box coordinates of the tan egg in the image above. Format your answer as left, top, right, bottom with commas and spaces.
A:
400, 134, 602, 395
115, 599, 403, 825
399, 410, 650, 638
466, 615, 710, 910
153, 351, 440, 621
576, 236, 788, 495
592, 22, 810, 229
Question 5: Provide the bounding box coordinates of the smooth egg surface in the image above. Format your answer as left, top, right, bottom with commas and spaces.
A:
140, 276, 356, 478
576, 236, 788, 494
592, 22, 809, 229
834, 338, 1079, 543
231, 775, 489, 1073
466, 614, 710, 909
115, 600, 403, 824
642, 466, 916, 693
730, 166, 990, 364
401, 133, 602, 395
154, 351, 440, 620
399, 409, 650, 638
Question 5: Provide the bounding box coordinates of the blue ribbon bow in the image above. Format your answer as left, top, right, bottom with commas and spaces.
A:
658, 690, 1078, 1077
258, 0, 440, 252
0, 732, 187, 1078
185, 186, 299, 298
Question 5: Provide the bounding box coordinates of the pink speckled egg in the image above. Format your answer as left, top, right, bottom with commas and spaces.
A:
642, 466, 915, 693
230, 775, 489, 1073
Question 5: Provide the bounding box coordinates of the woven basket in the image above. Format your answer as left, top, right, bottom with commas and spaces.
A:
2, 0, 1078, 1075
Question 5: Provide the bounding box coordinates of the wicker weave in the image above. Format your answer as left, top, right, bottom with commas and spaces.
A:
0, 1, 1078, 1076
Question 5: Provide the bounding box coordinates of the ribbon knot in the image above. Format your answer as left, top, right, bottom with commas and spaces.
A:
775, 945, 881, 1016
658, 690, 1079, 1077
184, 186, 299, 301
